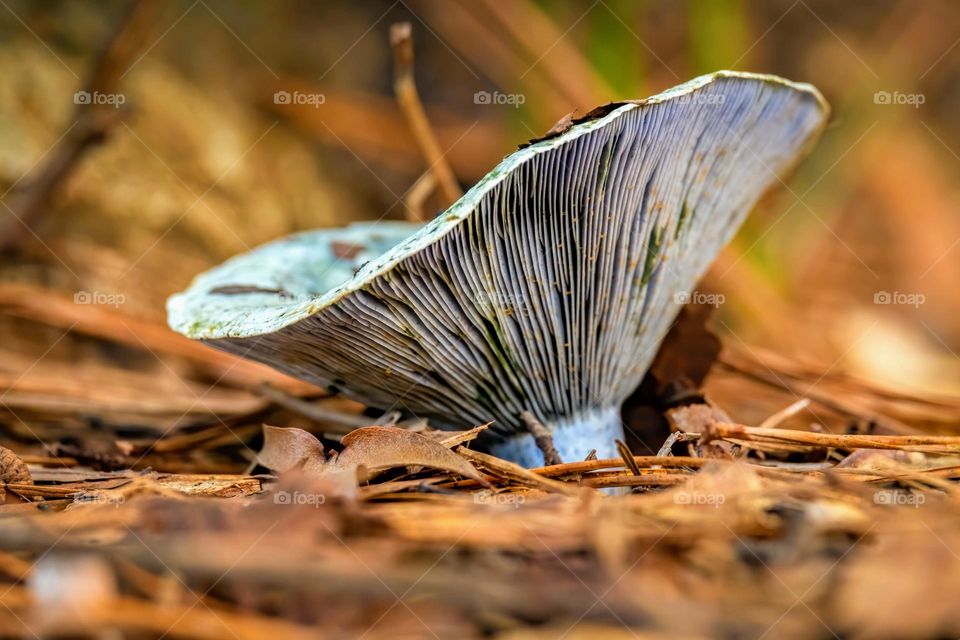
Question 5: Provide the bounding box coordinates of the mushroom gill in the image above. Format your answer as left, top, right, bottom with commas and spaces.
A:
168, 71, 829, 466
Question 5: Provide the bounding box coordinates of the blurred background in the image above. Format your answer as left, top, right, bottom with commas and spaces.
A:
1, 0, 959, 449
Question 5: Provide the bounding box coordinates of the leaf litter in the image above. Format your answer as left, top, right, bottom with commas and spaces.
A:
0, 309, 959, 639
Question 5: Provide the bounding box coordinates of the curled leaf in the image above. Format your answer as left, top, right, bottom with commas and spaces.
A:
0, 446, 33, 504
258, 425, 326, 474
336, 426, 489, 485
0, 446, 31, 485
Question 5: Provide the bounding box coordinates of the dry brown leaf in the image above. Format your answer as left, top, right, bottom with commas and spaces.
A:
0, 447, 31, 485
437, 423, 490, 448
666, 403, 732, 434
257, 426, 327, 475
337, 426, 489, 485
0, 446, 33, 504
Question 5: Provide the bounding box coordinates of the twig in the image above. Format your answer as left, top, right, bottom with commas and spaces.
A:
437, 423, 490, 448
0, 0, 164, 253
520, 411, 562, 466
253, 382, 371, 432
454, 447, 581, 495
704, 422, 960, 454
390, 22, 462, 218
533, 455, 709, 477
615, 440, 642, 476
655, 431, 701, 458
373, 411, 402, 427
759, 398, 812, 429
441, 455, 711, 489
477, 0, 613, 108
151, 424, 262, 454
719, 348, 916, 434
404, 170, 437, 222
0, 283, 312, 393
580, 474, 688, 489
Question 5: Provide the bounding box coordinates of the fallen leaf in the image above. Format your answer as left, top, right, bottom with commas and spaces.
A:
336, 426, 489, 485
0, 447, 32, 485
257, 426, 327, 474
437, 423, 491, 448
621, 303, 722, 453
666, 403, 731, 434
0, 446, 33, 504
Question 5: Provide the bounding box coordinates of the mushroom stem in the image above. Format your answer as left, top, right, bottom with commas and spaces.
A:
490, 407, 624, 468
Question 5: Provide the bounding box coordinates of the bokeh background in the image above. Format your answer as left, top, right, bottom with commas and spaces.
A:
2, 0, 959, 437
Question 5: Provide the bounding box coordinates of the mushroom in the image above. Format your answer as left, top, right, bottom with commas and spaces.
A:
168, 71, 829, 466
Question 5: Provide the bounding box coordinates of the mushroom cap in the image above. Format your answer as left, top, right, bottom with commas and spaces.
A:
168, 71, 829, 444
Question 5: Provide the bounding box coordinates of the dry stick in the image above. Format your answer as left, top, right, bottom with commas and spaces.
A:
390, 22, 462, 220
655, 432, 702, 458
476, 0, 613, 108
718, 351, 916, 434
455, 447, 581, 496
705, 422, 960, 453
759, 398, 812, 429
443, 455, 709, 489
0, 283, 312, 393
615, 440, 642, 476
253, 382, 371, 432
520, 411, 563, 466
532, 455, 709, 478
0, 0, 164, 253
438, 423, 491, 448
405, 171, 437, 222
581, 474, 688, 489
151, 423, 263, 454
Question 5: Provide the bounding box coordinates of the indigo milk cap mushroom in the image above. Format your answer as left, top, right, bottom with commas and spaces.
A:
168, 71, 829, 467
